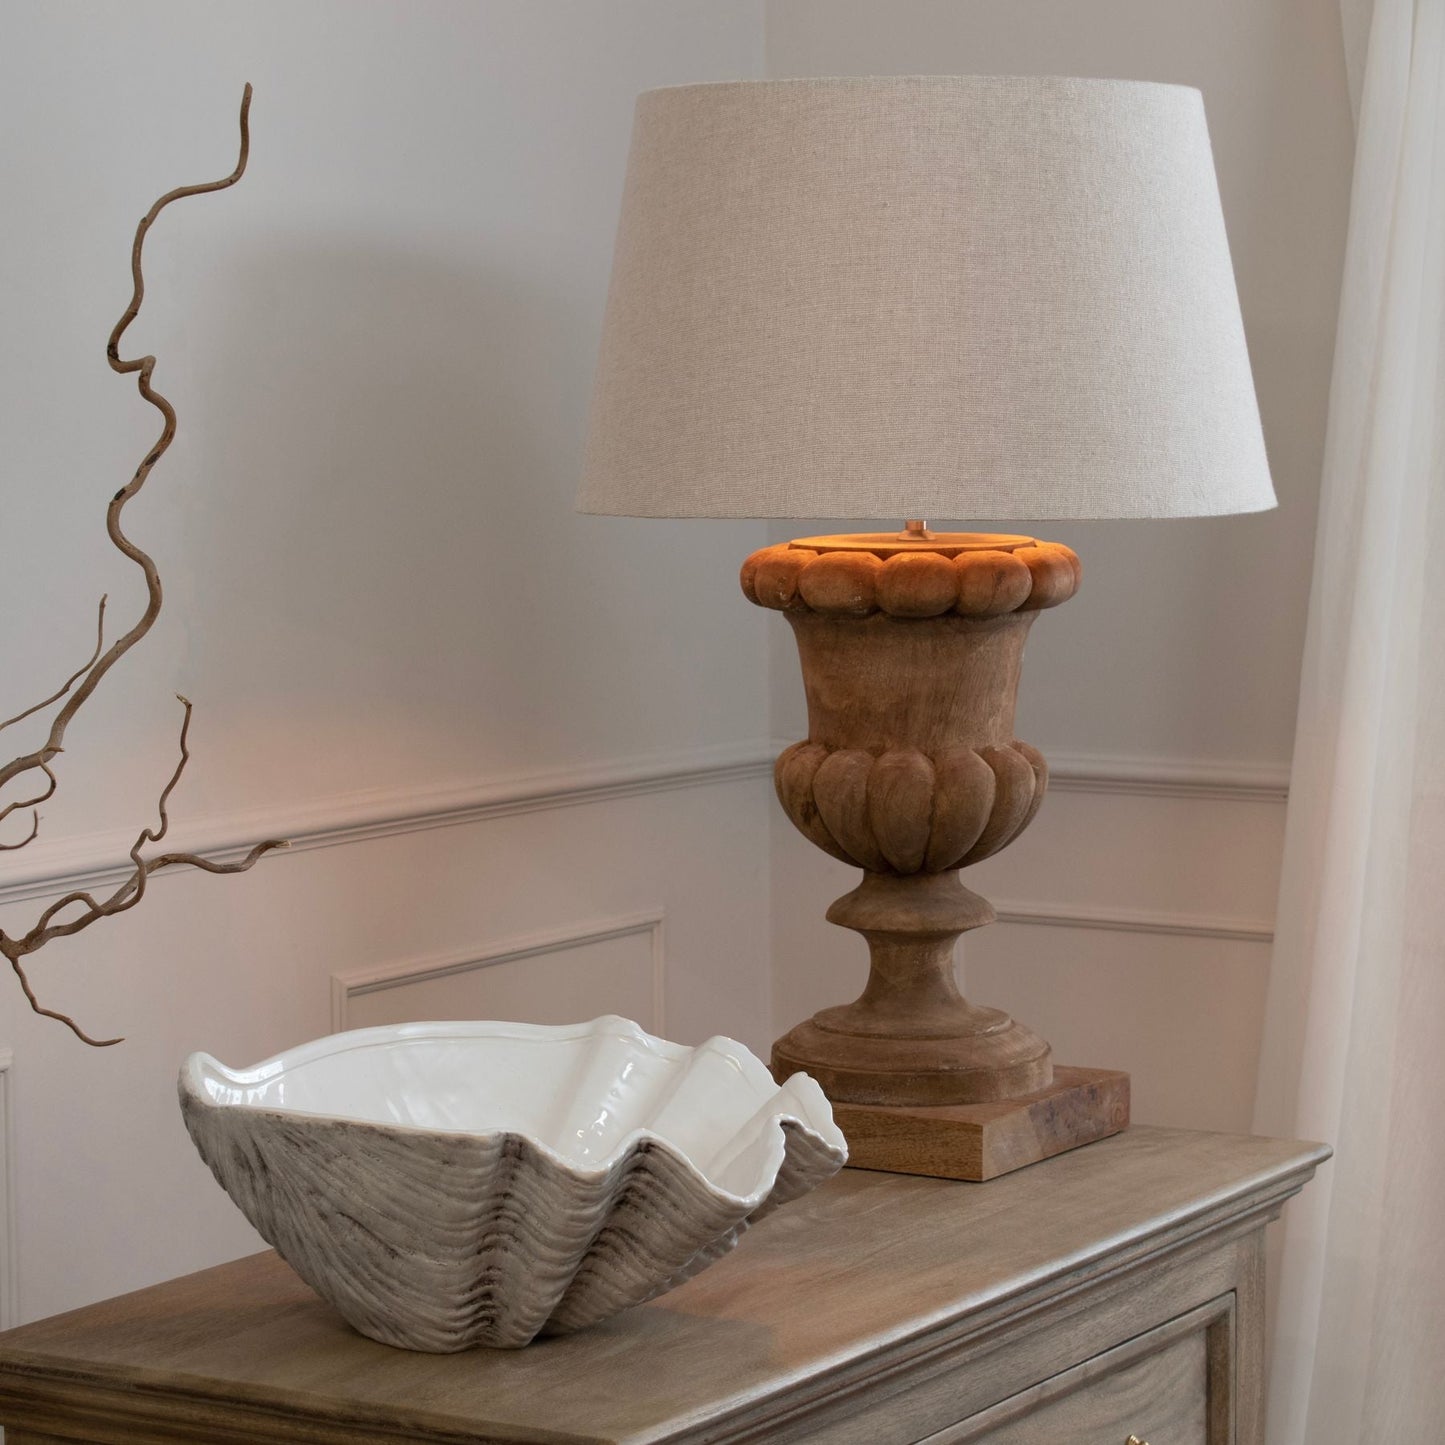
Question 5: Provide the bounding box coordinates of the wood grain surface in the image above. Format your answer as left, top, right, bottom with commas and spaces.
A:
0, 1128, 1328, 1445
833, 1065, 1130, 1180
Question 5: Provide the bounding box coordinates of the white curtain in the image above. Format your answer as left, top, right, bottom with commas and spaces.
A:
1253, 0, 1445, 1441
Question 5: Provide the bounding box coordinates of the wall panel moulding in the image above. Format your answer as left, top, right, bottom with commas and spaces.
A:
990, 899, 1274, 943
0, 744, 776, 910
1043, 752, 1291, 803
330, 913, 667, 1036
0, 745, 1287, 914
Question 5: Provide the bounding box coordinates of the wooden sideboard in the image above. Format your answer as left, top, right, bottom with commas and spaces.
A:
0, 1126, 1326, 1444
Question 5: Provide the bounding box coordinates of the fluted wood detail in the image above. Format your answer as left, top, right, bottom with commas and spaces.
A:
963, 743, 1042, 866
924, 746, 997, 871
774, 742, 852, 865
776, 738, 1046, 875
812, 749, 888, 872
867, 750, 936, 873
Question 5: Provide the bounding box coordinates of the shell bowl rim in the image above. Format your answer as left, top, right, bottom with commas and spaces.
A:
181, 1014, 847, 1210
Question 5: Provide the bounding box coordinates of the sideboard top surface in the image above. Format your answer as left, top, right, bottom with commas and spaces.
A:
0, 1126, 1327, 1445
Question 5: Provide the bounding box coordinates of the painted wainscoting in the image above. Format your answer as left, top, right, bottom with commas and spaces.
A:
0, 751, 775, 1327
332, 911, 668, 1036
770, 752, 1286, 1138
0, 740, 1288, 1329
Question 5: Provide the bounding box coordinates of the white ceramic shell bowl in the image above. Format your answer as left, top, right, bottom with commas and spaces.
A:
179, 1016, 846, 1352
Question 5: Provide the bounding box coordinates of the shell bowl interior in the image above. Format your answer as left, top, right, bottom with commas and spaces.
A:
180, 1016, 846, 1351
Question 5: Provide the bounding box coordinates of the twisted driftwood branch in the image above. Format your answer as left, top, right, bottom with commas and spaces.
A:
0, 596, 107, 736
0, 84, 288, 1046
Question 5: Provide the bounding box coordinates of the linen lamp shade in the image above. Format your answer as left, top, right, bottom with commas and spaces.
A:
579, 76, 1274, 520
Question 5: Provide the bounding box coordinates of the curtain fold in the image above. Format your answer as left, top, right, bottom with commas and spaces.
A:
1253, 0, 1444, 1440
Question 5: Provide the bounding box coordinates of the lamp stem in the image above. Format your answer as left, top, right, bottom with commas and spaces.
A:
899, 518, 936, 542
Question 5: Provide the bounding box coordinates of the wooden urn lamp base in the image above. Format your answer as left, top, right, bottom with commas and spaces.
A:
743, 526, 1129, 1181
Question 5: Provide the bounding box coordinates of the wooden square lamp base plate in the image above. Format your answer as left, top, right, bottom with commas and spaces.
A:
832, 1066, 1130, 1182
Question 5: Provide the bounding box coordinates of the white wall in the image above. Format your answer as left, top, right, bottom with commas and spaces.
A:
764, 0, 1354, 1131
0, 1, 769, 1325
0, 0, 1354, 1335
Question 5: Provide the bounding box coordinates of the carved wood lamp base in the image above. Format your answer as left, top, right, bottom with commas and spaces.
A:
744, 529, 1129, 1181
770, 872, 1054, 1107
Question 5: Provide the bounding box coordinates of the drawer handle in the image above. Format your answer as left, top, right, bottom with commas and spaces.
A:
1126, 1437, 1150, 1445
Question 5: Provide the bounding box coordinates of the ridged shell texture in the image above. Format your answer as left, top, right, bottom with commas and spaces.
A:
180, 1018, 846, 1352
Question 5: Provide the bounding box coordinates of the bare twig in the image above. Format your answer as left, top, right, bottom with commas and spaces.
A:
0, 596, 107, 733
7, 953, 119, 1049
0, 85, 250, 805
0, 597, 105, 849
2, 701, 288, 956
0, 759, 57, 852
0, 84, 286, 1047
0, 813, 40, 852
33, 890, 102, 933
0, 760, 58, 830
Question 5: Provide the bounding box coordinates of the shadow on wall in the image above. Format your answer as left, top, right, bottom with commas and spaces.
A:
164, 241, 660, 796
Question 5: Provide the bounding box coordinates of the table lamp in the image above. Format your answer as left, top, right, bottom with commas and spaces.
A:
579, 77, 1273, 1180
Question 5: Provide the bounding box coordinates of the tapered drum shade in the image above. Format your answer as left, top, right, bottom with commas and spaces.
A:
579, 76, 1274, 521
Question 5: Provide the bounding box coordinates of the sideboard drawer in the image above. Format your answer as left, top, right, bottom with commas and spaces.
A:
921, 1296, 1232, 1445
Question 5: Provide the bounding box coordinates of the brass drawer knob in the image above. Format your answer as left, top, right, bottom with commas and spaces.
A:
1126, 1437, 1150, 1445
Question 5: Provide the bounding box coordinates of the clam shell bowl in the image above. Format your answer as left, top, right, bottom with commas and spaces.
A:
180, 1016, 847, 1352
